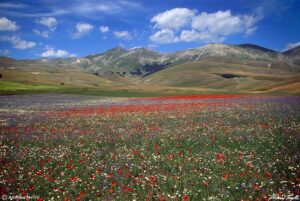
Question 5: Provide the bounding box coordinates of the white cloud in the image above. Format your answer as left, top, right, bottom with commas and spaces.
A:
179, 29, 224, 43
99, 25, 109, 33
0, 3, 26, 9
76, 23, 94, 33
179, 30, 200, 42
33, 29, 49, 38
151, 8, 196, 30
72, 22, 94, 38
0, 36, 36, 49
41, 48, 76, 58
36, 17, 57, 31
0, 17, 20, 31
150, 8, 261, 44
34, 17, 57, 38
0, 0, 143, 18
150, 29, 177, 44
192, 11, 241, 35
70, 1, 143, 16
114, 30, 132, 40
284, 42, 300, 51
0, 49, 10, 56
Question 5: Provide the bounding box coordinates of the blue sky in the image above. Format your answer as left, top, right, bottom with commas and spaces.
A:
0, 0, 299, 59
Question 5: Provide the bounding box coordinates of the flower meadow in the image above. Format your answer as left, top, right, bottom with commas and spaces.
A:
0, 94, 300, 201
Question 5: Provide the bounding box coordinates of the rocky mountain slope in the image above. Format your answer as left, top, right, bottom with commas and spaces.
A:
2, 43, 299, 77
283, 45, 300, 66
71, 44, 298, 77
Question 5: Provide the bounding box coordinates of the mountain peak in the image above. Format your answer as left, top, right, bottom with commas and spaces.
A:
129, 47, 158, 54
107, 46, 127, 53
238, 44, 276, 53
199, 44, 231, 49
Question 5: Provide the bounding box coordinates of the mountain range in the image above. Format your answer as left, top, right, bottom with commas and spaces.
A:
40, 43, 300, 75
1, 43, 300, 95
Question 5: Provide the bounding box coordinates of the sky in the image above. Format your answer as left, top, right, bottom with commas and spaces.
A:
0, 0, 299, 59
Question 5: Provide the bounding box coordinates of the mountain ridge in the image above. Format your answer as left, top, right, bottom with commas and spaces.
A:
1, 43, 300, 77
75, 43, 298, 76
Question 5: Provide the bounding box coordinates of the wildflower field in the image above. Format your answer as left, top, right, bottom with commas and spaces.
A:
0, 94, 300, 201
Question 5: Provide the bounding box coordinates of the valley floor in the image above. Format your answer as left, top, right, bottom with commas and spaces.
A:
0, 94, 300, 200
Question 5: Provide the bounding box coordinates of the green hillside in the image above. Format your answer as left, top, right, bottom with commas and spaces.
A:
143, 60, 300, 95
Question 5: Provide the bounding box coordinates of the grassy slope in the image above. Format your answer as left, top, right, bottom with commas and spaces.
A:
143, 61, 300, 95
0, 64, 230, 96
0, 80, 212, 97
1, 59, 300, 96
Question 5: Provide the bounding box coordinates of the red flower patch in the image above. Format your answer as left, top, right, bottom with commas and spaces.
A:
217, 153, 224, 163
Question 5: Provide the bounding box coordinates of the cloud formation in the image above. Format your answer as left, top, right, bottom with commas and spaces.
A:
150, 29, 177, 44
114, 31, 132, 40
0, 0, 143, 18
99, 25, 109, 33
0, 3, 26, 9
33, 29, 49, 38
72, 22, 94, 38
151, 8, 195, 30
41, 47, 76, 58
0, 36, 36, 49
150, 8, 261, 44
0, 17, 20, 31
284, 42, 300, 51
36, 17, 57, 31
33, 17, 57, 38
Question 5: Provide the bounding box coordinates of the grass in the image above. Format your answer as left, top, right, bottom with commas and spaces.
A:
0, 80, 200, 97
0, 80, 61, 94
1, 80, 299, 97
1, 58, 300, 96
143, 61, 300, 95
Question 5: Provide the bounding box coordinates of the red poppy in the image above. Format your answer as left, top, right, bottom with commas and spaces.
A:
28, 185, 35, 191
37, 197, 44, 201
149, 175, 156, 181
123, 186, 133, 192
112, 181, 117, 187
36, 170, 43, 176
223, 173, 229, 180
259, 194, 269, 201
216, 153, 224, 163
252, 183, 260, 191
80, 191, 85, 197
127, 186, 133, 192
159, 194, 166, 201
45, 174, 54, 182
155, 144, 159, 152
183, 195, 189, 200
89, 174, 95, 180
265, 172, 272, 178
69, 176, 78, 182
20, 190, 27, 196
